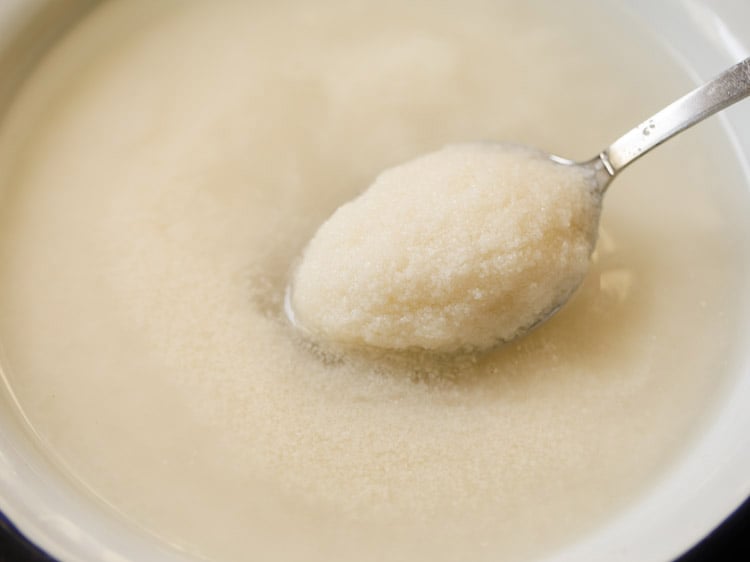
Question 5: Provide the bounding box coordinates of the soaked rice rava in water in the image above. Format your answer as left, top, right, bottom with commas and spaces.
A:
0, 1, 747, 561
291, 143, 601, 352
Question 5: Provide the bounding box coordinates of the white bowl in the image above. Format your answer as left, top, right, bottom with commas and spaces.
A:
0, 1, 748, 561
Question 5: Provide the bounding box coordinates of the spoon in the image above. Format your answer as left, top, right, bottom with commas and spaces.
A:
288, 57, 750, 352
506, 56, 750, 341
551, 57, 750, 196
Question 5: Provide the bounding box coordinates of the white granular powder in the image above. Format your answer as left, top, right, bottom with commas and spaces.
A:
292, 143, 601, 351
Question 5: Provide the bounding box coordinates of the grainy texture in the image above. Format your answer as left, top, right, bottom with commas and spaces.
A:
292, 143, 600, 351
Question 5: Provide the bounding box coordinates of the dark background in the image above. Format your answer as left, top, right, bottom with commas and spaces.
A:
1, 496, 749, 561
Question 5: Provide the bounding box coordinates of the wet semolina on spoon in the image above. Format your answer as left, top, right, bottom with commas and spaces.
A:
291, 143, 603, 352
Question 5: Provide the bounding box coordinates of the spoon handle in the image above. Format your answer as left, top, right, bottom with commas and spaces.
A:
602, 57, 750, 178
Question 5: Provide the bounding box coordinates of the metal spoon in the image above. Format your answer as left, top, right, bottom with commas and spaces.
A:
552, 57, 750, 196
288, 57, 750, 351
507, 56, 750, 342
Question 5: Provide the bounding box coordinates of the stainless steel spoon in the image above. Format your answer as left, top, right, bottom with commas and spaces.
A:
552, 57, 750, 196
288, 57, 750, 351
506, 57, 750, 342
